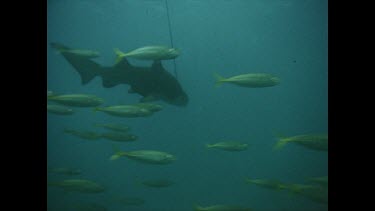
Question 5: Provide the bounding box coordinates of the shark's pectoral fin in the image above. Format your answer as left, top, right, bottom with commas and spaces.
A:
102, 78, 120, 88
140, 95, 159, 103
151, 60, 164, 72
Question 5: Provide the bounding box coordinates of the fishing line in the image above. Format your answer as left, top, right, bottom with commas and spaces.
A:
165, 0, 178, 80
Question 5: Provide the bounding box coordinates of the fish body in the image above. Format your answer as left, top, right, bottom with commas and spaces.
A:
100, 132, 138, 142
132, 103, 164, 112
94, 105, 153, 117
206, 142, 248, 151
48, 167, 82, 175
194, 204, 252, 211
93, 123, 130, 132
47, 104, 74, 115
114, 197, 145, 206
306, 176, 328, 187
138, 179, 174, 188
111, 149, 175, 164
51, 42, 100, 58
64, 129, 101, 140
274, 134, 328, 151
214, 73, 280, 88
114, 46, 180, 61
245, 178, 286, 190
47, 94, 103, 107
285, 184, 328, 204
71, 202, 107, 211
48, 179, 105, 193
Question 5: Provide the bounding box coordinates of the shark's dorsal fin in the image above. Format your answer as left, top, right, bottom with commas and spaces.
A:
114, 57, 132, 69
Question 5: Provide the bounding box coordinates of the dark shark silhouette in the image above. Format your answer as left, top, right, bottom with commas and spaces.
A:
50, 43, 188, 106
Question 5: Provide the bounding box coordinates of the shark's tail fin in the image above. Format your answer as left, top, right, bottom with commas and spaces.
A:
52, 42, 103, 85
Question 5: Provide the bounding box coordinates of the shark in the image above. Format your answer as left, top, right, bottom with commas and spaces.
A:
50, 43, 188, 106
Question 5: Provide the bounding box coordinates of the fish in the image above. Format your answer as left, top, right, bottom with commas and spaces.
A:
206, 142, 248, 151
48, 179, 106, 193
48, 167, 82, 175
214, 73, 280, 88
100, 132, 138, 142
305, 176, 328, 187
110, 146, 175, 165
114, 45, 180, 62
194, 204, 253, 211
93, 105, 153, 118
51, 42, 100, 58
47, 90, 56, 97
245, 178, 287, 190
284, 184, 328, 204
132, 103, 164, 112
64, 129, 101, 140
70, 202, 107, 211
93, 123, 131, 132
47, 94, 104, 107
47, 104, 74, 115
50, 42, 188, 106
273, 133, 328, 151
136, 178, 175, 188
113, 197, 145, 206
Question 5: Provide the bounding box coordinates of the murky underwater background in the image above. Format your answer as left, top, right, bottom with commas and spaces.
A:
47, 0, 327, 210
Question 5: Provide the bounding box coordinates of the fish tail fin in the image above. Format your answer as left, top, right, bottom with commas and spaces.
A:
205, 144, 214, 148
47, 90, 57, 98
193, 204, 204, 211
110, 154, 122, 161
135, 177, 142, 186
109, 144, 124, 161
273, 139, 289, 151
47, 181, 59, 186
50, 42, 70, 52
63, 128, 74, 134
244, 177, 254, 185
93, 107, 100, 113
114, 48, 127, 64
285, 184, 301, 194
272, 132, 289, 151
213, 73, 226, 87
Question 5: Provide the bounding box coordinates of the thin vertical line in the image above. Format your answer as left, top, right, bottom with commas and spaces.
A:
165, 0, 178, 79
